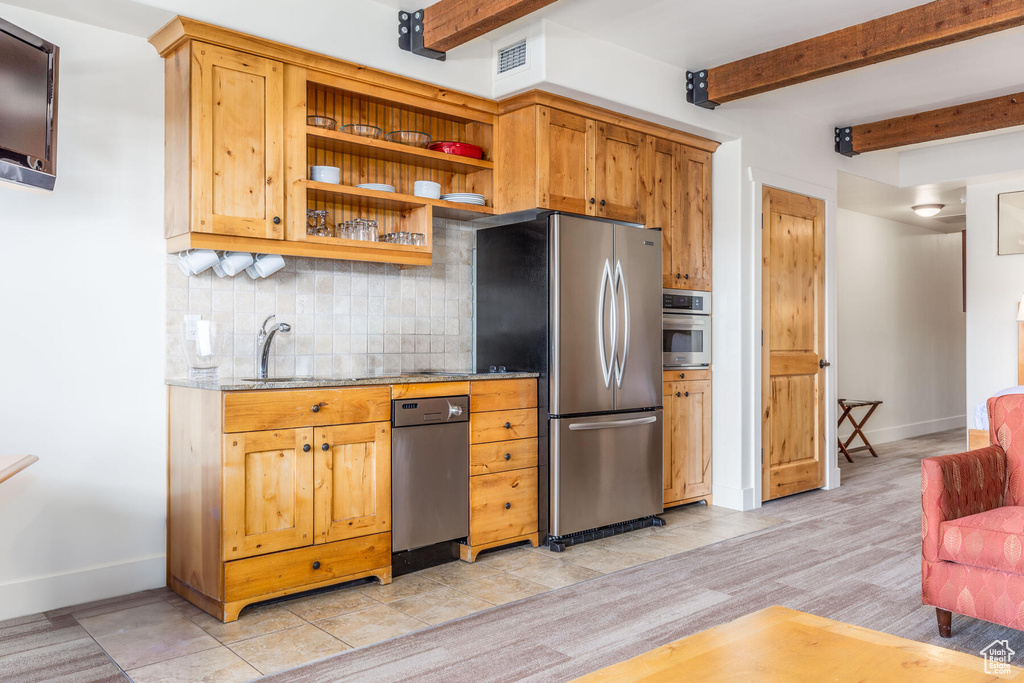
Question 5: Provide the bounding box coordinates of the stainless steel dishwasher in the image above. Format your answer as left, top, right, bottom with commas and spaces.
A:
391, 395, 470, 553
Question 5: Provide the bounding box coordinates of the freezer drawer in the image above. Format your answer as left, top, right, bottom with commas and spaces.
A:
549, 410, 663, 537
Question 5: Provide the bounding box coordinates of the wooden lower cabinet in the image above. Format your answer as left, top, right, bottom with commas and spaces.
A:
461, 379, 541, 562
663, 371, 713, 508
168, 385, 393, 622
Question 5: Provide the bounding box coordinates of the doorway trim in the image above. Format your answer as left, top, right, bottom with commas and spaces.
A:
748, 167, 839, 508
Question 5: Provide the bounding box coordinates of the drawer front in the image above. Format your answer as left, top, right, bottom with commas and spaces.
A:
223, 387, 390, 432
392, 381, 471, 400
470, 408, 538, 444
470, 379, 537, 413
224, 532, 390, 602
469, 469, 538, 546
662, 369, 711, 385
471, 438, 538, 476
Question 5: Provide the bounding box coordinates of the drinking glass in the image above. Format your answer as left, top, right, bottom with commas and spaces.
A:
180, 320, 228, 381
411, 232, 426, 246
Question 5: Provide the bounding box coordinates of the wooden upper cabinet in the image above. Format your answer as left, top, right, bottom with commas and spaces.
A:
191, 44, 285, 239
537, 107, 592, 216
647, 138, 712, 291
222, 428, 313, 561
594, 122, 646, 223
313, 423, 391, 544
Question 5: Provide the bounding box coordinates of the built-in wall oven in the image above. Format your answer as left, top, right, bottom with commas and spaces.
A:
663, 289, 711, 368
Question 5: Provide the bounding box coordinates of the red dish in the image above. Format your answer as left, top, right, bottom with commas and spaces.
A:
429, 141, 484, 160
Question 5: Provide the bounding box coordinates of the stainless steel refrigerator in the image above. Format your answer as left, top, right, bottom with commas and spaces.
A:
476, 212, 663, 544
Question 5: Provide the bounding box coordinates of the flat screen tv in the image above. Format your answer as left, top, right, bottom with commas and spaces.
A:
0, 17, 59, 191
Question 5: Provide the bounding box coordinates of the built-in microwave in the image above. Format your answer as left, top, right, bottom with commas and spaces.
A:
663, 289, 711, 368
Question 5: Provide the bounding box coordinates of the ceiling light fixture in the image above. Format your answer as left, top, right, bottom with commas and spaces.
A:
912, 204, 944, 218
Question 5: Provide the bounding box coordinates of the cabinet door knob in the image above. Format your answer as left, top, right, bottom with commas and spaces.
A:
683, 274, 690, 280
675, 273, 681, 279
321, 443, 330, 451
505, 502, 511, 510
311, 402, 325, 413
589, 197, 596, 204
273, 216, 281, 225
600, 199, 606, 206
684, 391, 690, 397
819, 359, 831, 368
302, 444, 311, 452
312, 561, 321, 570
504, 453, 512, 461
504, 422, 512, 429
676, 392, 681, 397
679, 373, 685, 379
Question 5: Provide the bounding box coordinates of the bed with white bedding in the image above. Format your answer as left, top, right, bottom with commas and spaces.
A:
975, 386, 1024, 430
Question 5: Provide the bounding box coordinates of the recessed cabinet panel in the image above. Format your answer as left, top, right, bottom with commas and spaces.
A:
223, 428, 313, 560
193, 43, 285, 239
594, 122, 645, 223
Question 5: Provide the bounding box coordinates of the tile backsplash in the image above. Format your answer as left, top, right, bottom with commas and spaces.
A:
166, 219, 475, 379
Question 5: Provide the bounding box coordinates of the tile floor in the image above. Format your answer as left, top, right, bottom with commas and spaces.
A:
9, 503, 783, 682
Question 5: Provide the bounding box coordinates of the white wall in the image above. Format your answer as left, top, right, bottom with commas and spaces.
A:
836, 209, 966, 443
0, 4, 166, 619
966, 178, 1024, 424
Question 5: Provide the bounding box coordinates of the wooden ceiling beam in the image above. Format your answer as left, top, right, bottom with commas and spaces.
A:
835, 91, 1024, 156
418, 0, 558, 54
688, 0, 1024, 108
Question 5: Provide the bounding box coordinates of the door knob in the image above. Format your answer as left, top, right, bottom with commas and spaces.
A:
679, 373, 685, 379
312, 561, 321, 570
321, 443, 330, 451
311, 402, 326, 413
684, 391, 690, 397
273, 216, 281, 225
819, 359, 831, 368
675, 273, 681, 279
676, 392, 681, 397
600, 199, 606, 206
683, 274, 690, 280
504, 422, 512, 429
302, 444, 311, 452
505, 502, 511, 510
504, 453, 512, 461
589, 197, 596, 204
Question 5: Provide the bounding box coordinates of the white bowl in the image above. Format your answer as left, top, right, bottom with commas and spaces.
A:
414, 180, 442, 199
310, 166, 341, 184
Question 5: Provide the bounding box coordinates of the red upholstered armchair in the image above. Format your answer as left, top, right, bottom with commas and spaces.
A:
922, 394, 1024, 636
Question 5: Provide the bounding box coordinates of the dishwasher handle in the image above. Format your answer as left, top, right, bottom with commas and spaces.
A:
568, 415, 658, 431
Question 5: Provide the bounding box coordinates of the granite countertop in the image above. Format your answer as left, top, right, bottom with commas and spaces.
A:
166, 371, 540, 391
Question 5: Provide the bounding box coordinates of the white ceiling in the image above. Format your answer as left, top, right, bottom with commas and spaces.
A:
838, 172, 967, 233
1, 0, 171, 35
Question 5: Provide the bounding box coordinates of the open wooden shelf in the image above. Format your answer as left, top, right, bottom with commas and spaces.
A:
304, 180, 495, 217
165, 231, 433, 267
306, 127, 493, 173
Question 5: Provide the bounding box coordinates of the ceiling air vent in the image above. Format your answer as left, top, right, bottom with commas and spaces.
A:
497, 39, 527, 75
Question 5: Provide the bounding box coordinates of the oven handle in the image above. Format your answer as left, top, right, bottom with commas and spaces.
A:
663, 317, 707, 330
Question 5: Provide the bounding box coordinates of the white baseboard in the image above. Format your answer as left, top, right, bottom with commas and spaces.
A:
838, 415, 966, 447
0, 555, 165, 621
711, 484, 757, 511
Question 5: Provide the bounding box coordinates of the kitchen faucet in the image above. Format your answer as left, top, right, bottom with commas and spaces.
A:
256, 314, 291, 380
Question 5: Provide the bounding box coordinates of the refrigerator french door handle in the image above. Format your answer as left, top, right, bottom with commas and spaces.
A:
568, 415, 658, 431
613, 259, 629, 388
598, 259, 616, 389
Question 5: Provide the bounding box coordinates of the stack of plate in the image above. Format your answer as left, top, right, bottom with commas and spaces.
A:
356, 183, 396, 193
440, 192, 485, 206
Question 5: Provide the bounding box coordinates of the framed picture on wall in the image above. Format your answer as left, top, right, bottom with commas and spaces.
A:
998, 190, 1024, 255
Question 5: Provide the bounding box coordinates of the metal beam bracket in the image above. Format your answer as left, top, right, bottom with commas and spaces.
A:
686, 70, 719, 109
834, 127, 858, 156
399, 9, 446, 61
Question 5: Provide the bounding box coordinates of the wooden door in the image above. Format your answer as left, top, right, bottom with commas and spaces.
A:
313, 422, 391, 544
761, 186, 826, 501
223, 428, 313, 560
663, 379, 712, 505
677, 146, 712, 290
537, 107, 593, 216
192, 43, 285, 239
648, 138, 683, 288
594, 122, 645, 223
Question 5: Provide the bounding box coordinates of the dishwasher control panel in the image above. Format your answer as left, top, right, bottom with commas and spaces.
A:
392, 395, 470, 427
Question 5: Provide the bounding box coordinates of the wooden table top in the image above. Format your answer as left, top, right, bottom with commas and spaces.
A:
573, 606, 1024, 682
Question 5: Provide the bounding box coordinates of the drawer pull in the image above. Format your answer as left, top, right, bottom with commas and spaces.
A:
312, 561, 321, 570
311, 402, 326, 413
321, 443, 330, 451
505, 502, 511, 510
504, 453, 512, 461
303, 444, 311, 452
679, 373, 685, 379
504, 422, 512, 429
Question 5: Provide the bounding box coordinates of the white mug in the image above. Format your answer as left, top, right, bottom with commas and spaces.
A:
219, 251, 254, 277
310, 165, 341, 184
177, 249, 219, 276
252, 253, 286, 278
414, 180, 441, 199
